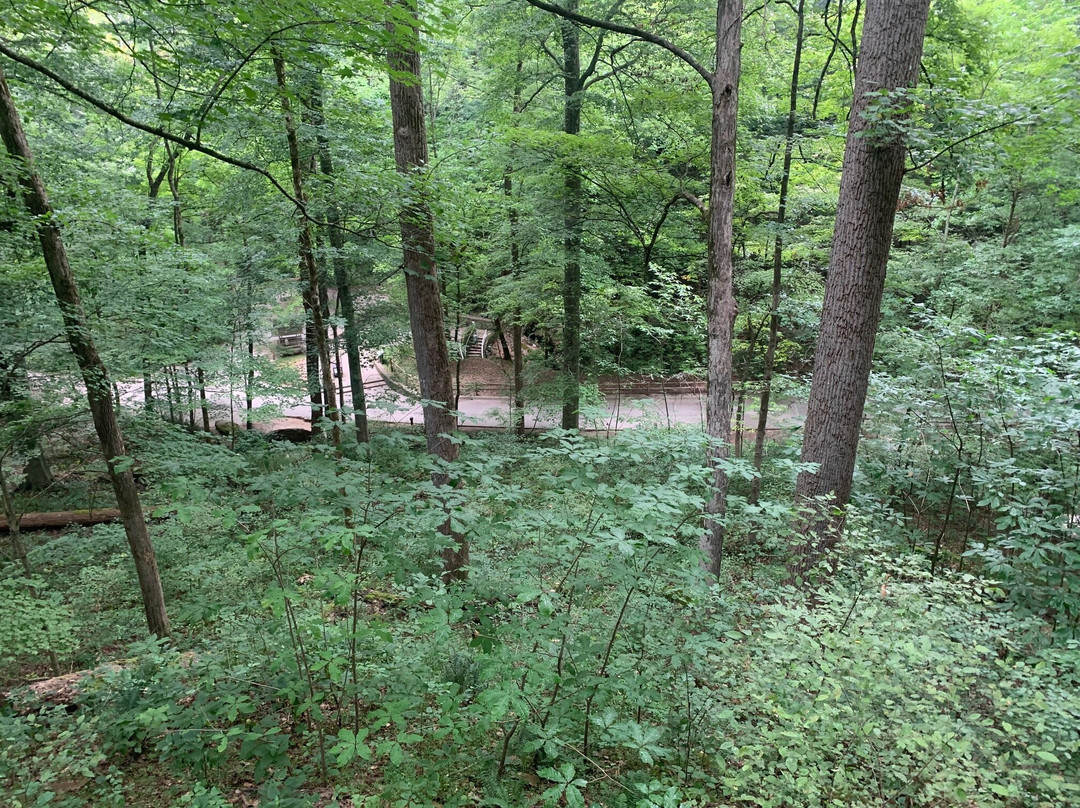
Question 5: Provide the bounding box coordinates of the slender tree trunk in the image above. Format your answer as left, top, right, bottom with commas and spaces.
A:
1002, 184, 1021, 248
185, 364, 195, 432
143, 367, 154, 411
165, 142, 184, 247
197, 366, 210, 432
387, 0, 466, 581
560, 6, 583, 430
246, 336, 254, 431
734, 381, 746, 457
507, 60, 526, 436
318, 275, 336, 412
306, 79, 369, 441
700, 0, 743, 577
790, 0, 932, 580
494, 317, 512, 361
273, 53, 341, 447
0, 64, 169, 637
305, 304, 323, 435
513, 321, 525, 435
140, 143, 168, 416
750, 0, 805, 504
164, 366, 175, 424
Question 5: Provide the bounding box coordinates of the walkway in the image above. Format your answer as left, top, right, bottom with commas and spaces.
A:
118, 357, 805, 435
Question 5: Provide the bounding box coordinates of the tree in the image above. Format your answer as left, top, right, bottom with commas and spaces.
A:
525, 0, 742, 575
750, 0, 806, 504
387, 0, 467, 581
0, 62, 169, 638
305, 74, 370, 443
273, 52, 342, 448
789, 0, 932, 580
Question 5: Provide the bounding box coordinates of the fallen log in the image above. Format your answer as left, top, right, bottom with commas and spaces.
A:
0, 508, 121, 532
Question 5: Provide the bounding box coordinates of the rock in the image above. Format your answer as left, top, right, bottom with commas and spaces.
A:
267, 428, 312, 443
215, 419, 241, 436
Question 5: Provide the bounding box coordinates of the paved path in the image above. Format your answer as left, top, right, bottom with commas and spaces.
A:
119, 357, 806, 435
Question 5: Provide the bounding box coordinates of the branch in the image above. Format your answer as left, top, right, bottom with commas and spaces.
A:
523, 0, 714, 87
905, 114, 1031, 173
0, 40, 302, 209
0, 40, 386, 240
678, 188, 708, 219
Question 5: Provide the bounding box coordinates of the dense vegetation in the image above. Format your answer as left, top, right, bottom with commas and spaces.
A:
1, 0, 1078, 806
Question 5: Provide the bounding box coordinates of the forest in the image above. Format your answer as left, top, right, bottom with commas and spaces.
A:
1, 0, 1079, 805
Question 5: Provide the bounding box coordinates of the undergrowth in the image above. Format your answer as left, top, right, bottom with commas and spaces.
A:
1, 420, 1077, 806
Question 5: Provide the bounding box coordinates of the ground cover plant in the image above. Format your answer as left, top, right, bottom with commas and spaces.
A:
2, 421, 1078, 806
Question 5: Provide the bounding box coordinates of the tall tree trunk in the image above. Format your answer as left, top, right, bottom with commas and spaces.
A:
140, 145, 169, 413
273, 53, 341, 447
197, 366, 210, 432
164, 366, 176, 424
387, 0, 466, 581
304, 303, 323, 435
246, 336, 254, 431
0, 63, 169, 638
164, 142, 184, 247
185, 364, 196, 432
560, 6, 583, 430
307, 79, 369, 442
750, 0, 805, 505
699, 0, 743, 577
507, 60, 526, 436
790, 0, 931, 579
143, 367, 154, 411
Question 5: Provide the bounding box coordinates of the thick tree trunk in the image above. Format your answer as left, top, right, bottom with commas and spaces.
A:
790, 0, 931, 579
699, 0, 742, 577
273, 53, 341, 447
388, 1, 466, 581
750, 0, 805, 505
0, 64, 169, 638
309, 81, 369, 441
560, 7, 583, 430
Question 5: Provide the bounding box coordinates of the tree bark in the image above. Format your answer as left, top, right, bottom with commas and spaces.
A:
197, 366, 210, 432
560, 5, 583, 430
699, 0, 742, 577
750, 0, 805, 505
387, 0, 466, 581
304, 302, 323, 435
164, 142, 184, 247
308, 80, 369, 442
0, 63, 169, 637
790, 0, 931, 579
507, 60, 526, 436
1, 508, 122, 532
522, 0, 742, 575
273, 53, 341, 447
246, 335, 254, 431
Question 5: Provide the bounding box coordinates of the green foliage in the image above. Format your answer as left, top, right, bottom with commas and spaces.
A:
865, 321, 1080, 638
0, 577, 77, 667
2, 0, 1080, 806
